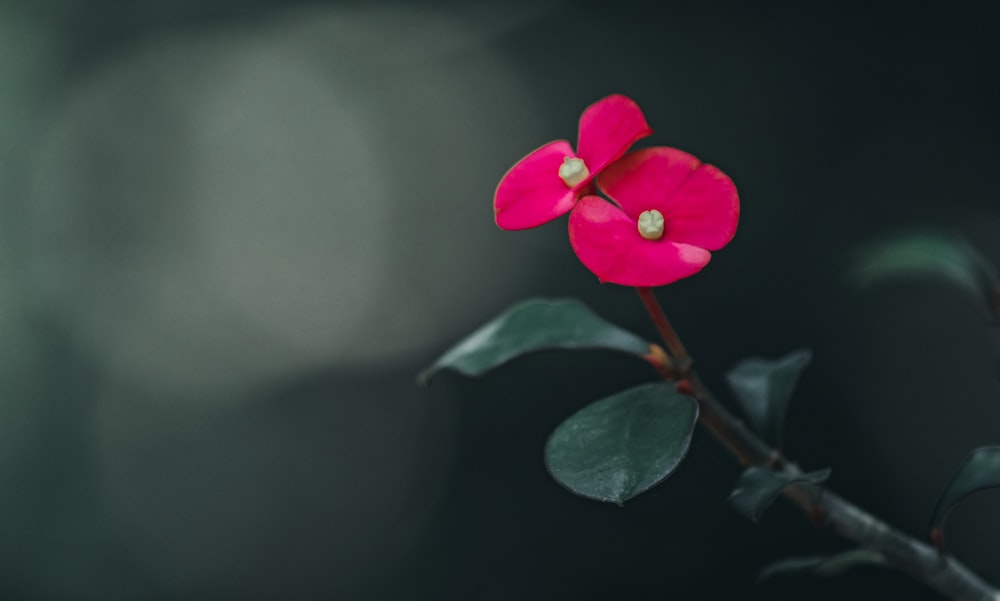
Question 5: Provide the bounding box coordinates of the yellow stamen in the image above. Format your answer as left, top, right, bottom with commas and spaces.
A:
637, 210, 665, 240
558, 157, 589, 187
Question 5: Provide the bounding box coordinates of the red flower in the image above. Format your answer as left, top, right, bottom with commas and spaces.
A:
493, 95, 652, 230
568, 147, 739, 287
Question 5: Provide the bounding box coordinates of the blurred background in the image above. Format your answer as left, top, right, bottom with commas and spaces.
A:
0, 0, 999, 599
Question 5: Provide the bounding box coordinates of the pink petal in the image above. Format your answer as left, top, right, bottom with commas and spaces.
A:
494, 140, 579, 230
599, 147, 739, 250
574, 95, 653, 178
568, 196, 711, 287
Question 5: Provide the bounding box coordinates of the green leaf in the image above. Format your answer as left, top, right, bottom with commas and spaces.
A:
728, 466, 830, 522
544, 383, 698, 504
930, 446, 1000, 545
725, 349, 812, 445
419, 298, 651, 384
849, 230, 1000, 317
758, 549, 887, 582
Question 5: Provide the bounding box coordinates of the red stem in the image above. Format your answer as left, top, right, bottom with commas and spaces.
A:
635, 287, 688, 365
635, 287, 771, 466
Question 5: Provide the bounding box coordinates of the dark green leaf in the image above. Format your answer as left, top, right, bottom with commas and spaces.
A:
419, 298, 651, 384
849, 230, 999, 317
930, 446, 1000, 544
729, 466, 830, 522
544, 383, 698, 504
726, 349, 812, 445
759, 549, 887, 582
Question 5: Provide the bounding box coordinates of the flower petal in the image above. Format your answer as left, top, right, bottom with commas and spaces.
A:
494, 140, 579, 230
569, 196, 711, 287
599, 147, 739, 250
575, 95, 653, 177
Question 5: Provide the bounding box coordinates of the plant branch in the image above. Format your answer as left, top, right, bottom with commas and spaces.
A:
636, 287, 999, 601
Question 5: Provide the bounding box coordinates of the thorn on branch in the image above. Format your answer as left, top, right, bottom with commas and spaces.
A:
930, 527, 944, 552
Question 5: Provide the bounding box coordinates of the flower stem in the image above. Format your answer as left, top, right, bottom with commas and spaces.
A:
635, 287, 688, 364
634, 286, 999, 601
635, 287, 773, 466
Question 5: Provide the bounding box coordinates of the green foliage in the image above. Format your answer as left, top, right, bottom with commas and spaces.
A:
758, 549, 887, 582
419, 298, 651, 384
930, 446, 1000, 545
728, 466, 830, 522
850, 231, 999, 317
726, 349, 812, 446
544, 383, 698, 504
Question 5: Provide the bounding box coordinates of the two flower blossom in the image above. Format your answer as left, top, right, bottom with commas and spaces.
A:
493, 95, 739, 287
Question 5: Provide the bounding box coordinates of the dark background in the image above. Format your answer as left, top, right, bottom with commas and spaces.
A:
1, 1, 999, 599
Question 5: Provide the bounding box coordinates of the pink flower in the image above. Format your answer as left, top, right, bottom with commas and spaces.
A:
493, 95, 652, 230
568, 147, 739, 287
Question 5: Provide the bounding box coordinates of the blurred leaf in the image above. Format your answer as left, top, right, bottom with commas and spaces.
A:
544, 383, 698, 504
729, 466, 830, 522
850, 231, 999, 317
726, 349, 812, 445
930, 446, 1000, 545
419, 298, 650, 384
759, 549, 887, 582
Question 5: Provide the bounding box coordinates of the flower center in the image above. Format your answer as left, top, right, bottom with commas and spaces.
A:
558, 157, 589, 187
637, 209, 665, 240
